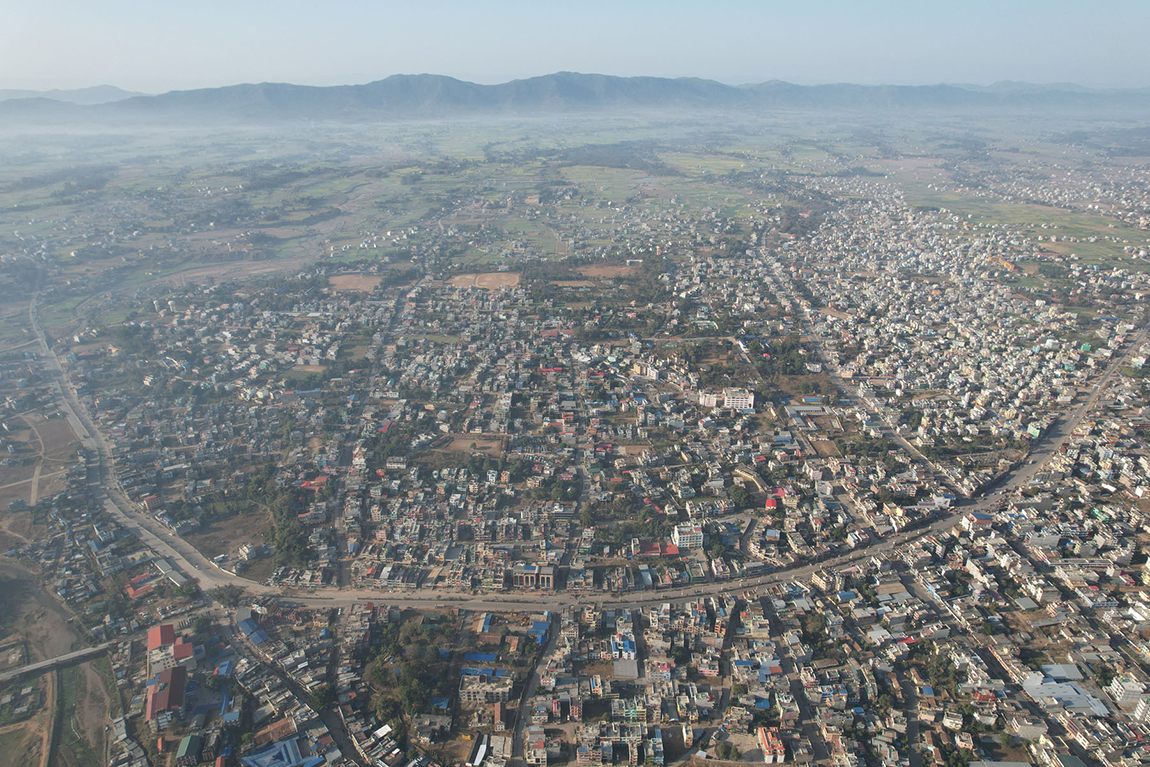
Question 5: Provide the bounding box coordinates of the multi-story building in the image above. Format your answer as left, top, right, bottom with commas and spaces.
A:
673, 524, 704, 550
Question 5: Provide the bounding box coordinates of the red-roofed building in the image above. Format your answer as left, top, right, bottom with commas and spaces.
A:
147, 624, 175, 652
126, 583, 155, 600
172, 638, 195, 662
145, 666, 187, 730
756, 727, 786, 763
147, 624, 197, 677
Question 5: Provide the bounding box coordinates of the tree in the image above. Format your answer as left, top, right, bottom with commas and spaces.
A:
728, 484, 751, 510
210, 585, 245, 607
310, 682, 338, 712
715, 742, 740, 760
193, 614, 212, 636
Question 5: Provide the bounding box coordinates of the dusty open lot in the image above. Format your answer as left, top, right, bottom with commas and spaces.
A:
184, 506, 273, 561
578, 265, 639, 278
812, 439, 842, 458
329, 274, 382, 292
0, 412, 79, 509
0, 511, 42, 551
447, 272, 521, 289
439, 436, 505, 456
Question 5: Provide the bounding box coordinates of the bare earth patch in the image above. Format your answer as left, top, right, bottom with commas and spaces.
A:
183, 507, 273, 561
812, 440, 841, 458
447, 272, 521, 289
578, 265, 639, 279
440, 437, 505, 456
329, 274, 382, 292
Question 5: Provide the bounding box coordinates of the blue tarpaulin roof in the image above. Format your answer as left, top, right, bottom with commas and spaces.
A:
461, 667, 508, 678
465, 652, 498, 663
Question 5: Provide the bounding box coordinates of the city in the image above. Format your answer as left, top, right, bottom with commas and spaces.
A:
1, 71, 1150, 767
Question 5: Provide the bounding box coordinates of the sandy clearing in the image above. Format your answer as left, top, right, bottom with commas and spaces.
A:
447, 272, 521, 289
329, 274, 382, 292
578, 265, 639, 279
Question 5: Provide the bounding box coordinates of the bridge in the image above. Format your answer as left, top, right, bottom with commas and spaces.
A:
0, 642, 116, 686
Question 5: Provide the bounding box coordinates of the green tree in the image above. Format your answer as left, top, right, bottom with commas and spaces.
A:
192, 614, 212, 636
310, 682, 338, 712
728, 484, 751, 509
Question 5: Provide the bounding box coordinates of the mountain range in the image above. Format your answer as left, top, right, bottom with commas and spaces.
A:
3, 73, 1149, 124
0, 85, 145, 105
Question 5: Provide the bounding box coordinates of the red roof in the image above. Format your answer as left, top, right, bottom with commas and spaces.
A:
145, 666, 186, 721
147, 624, 175, 651
172, 638, 194, 660
126, 583, 154, 600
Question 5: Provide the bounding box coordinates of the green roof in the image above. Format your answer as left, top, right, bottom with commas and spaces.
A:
176, 733, 202, 758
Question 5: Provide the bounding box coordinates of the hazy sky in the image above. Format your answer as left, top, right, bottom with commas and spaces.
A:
4, 0, 1148, 93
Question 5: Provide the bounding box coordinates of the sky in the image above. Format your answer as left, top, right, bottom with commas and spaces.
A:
3, 0, 1149, 93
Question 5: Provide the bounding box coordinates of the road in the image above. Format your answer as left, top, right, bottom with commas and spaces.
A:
511, 613, 559, 767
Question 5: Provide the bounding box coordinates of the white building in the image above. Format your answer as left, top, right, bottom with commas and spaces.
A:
672, 524, 704, 550
1108, 675, 1146, 706
723, 388, 755, 410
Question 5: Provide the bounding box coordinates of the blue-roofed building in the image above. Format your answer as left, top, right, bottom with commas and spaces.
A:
241, 737, 325, 767
237, 618, 270, 645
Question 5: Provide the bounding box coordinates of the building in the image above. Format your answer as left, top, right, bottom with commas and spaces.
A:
672, 524, 704, 550
1107, 675, 1146, 706
145, 666, 187, 729
512, 564, 556, 590
147, 623, 196, 677
176, 734, 202, 767
756, 727, 786, 763
460, 675, 514, 704
723, 388, 755, 411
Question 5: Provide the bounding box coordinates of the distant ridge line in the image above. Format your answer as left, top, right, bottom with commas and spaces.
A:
2, 72, 1149, 123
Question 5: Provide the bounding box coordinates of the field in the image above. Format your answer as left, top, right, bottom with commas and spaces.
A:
183, 505, 273, 561
447, 272, 521, 289
578, 265, 639, 279
0, 413, 80, 511
812, 440, 842, 458
438, 437, 505, 456
53, 663, 109, 767
329, 274, 382, 292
